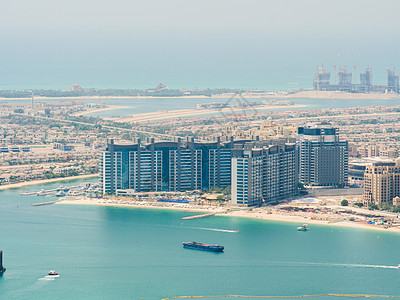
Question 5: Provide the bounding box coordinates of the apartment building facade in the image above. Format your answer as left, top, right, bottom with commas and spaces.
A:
100, 137, 243, 194
363, 160, 400, 207
298, 123, 348, 187
100, 137, 299, 206
231, 142, 298, 206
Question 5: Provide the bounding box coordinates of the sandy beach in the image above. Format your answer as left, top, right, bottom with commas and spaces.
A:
225, 208, 400, 233
0, 174, 98, 190
57, 196, 400, 234
108, 104, 306, 123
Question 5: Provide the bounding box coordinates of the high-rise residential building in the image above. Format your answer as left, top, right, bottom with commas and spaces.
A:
169, 149, 202, 191
298, 123, 348, 187
363, 160, 400, 207
209, 148, 232, 188
231, 142, 298, 206
263, 143, 298, 203
231, 146, 264, 206
100, 136, 298, 204
129, 150, 163, 192
100, 137, 245, 195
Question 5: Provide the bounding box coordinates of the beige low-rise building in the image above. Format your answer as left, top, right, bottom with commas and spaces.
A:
363, 159, 400, 206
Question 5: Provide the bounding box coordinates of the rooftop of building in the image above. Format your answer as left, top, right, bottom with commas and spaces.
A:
350, 157, 396, 166
300, 122, 335, 129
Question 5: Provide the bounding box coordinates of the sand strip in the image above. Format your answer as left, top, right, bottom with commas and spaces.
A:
73, 105, 130, 116
109, 104, 306, 123
57, 197, 400, 234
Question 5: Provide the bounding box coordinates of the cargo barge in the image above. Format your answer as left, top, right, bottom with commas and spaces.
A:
183, 241, 224, 252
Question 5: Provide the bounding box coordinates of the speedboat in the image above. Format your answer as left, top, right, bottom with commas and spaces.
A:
48, 270, 58, 276
297, 224, 309, 231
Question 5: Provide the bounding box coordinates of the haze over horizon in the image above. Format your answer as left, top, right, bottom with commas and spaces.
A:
1, 0, 399, 90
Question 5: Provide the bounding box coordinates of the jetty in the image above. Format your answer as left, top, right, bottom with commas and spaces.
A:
181, 213, 216, 220
32, 200, 59, 206
20, 182, 101, 197
19, 191, 37, 196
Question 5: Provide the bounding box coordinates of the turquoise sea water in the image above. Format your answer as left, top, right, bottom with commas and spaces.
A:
1, 179, 400, 299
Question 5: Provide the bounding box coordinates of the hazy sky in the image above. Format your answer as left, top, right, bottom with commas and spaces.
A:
1, 0, 399, 89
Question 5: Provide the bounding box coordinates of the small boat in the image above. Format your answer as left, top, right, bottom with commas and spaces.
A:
297, 224, 309, 231
48, 270, 58, 276
183, 241, 224, 252
37, 190, 46, 196
397, 264, 400, 269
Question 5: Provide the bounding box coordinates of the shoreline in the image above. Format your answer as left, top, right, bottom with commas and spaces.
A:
0, 174, 98, 190
57, 197, 400, 234
108, 104, 306, 123
1, 91, 400, 101
225, 209, 398, 233
73, 105, 130, 116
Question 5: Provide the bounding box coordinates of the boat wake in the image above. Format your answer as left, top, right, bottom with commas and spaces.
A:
190, 227, 239, 233
297, 261, 398, 269
330, 263, 397, 269
38, 275, 60, 281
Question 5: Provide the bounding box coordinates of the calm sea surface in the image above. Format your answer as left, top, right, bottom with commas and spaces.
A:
1, 178, 400, 299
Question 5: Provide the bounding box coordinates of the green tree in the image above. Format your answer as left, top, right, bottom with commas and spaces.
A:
368, 203, 379, 210
222, 185, 231, 195
341, 199, 349, 206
